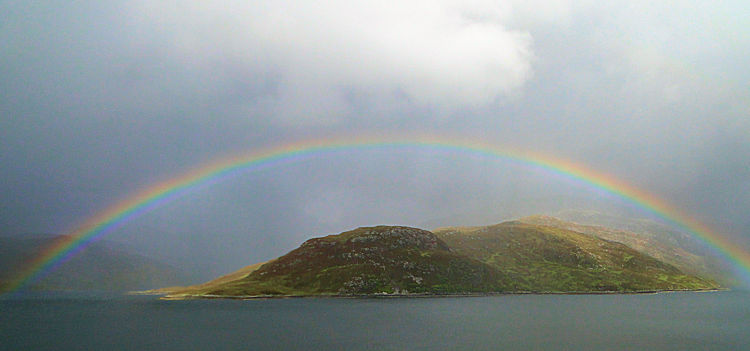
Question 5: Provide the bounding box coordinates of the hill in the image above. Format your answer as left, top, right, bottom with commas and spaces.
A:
165, 226, 506, 298
548, 210, 737, 285
0, 235, 190, 293
162, 221, 719, 299
433, 221, 718, 292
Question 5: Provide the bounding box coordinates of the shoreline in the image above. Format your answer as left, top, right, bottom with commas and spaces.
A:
131, 288, 728, 300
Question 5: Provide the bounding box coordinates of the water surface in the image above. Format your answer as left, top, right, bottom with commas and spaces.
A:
2, 291, 748, 350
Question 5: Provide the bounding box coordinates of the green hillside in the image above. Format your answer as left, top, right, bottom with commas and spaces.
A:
434, 221, 719, 292
549, 210, 737, 285
162, 220, 719, 299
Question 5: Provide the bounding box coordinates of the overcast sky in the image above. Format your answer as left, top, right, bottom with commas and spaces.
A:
2, 0, 749, 280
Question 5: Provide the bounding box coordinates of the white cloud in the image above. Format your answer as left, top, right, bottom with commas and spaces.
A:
129, 0, 539, 124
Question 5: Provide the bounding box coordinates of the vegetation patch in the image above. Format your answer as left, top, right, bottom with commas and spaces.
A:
164, 220, 720, 299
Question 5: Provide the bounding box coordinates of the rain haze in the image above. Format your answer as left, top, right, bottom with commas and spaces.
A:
2, 1, 749, 282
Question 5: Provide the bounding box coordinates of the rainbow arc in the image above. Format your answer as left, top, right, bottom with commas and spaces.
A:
4, 134, 748, 294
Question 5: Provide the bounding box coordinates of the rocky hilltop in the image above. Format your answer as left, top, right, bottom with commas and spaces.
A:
159, 219, 720, 299
168, 226, 505, 298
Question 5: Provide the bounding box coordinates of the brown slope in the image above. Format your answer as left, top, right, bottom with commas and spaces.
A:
168, 226, 508, 298
138, 261, 270, 295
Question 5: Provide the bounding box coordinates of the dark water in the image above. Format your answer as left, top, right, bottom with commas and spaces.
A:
2, 291, 748, 350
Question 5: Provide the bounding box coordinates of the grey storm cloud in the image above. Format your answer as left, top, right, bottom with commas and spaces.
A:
2, 0, 749, 280
126, 0, 542, 123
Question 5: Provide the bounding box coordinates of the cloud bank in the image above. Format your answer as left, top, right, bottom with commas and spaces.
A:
3, 0, 749, 279
130, 0, 536, 123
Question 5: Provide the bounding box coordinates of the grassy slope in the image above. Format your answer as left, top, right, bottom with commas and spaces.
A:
547, 211, 737, 285
139, 261, 270, 295
434, 221, 719, 292
519, 215, 711, 275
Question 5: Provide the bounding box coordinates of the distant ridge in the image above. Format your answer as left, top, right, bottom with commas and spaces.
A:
0, 235, 189, 293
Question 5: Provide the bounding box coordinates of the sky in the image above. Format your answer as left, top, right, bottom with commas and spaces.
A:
2, 0, 749, 281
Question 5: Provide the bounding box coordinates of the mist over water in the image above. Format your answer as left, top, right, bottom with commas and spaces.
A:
3, 291, 748, 350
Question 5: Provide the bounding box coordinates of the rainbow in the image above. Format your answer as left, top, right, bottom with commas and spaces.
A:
4, 134, 748, 294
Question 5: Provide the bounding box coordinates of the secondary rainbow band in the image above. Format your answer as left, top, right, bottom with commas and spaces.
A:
4, 134, 749, 294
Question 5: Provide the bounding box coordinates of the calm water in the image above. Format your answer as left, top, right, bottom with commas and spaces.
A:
1, 291, 748, 350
